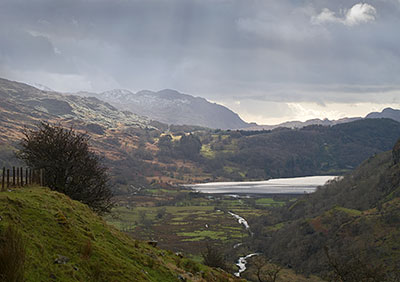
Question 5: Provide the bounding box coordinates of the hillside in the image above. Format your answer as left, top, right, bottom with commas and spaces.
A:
247, 140, 400, 280
245, 117, 361, 131
1, 77, 400, 189
0, 77, 161, 187
0, 78, 152, 143
0, 186, 239, 281
78, 89, 250, 130
160, 119, 400, 182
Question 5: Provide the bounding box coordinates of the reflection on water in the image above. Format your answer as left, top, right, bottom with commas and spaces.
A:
187, 175, 336, 194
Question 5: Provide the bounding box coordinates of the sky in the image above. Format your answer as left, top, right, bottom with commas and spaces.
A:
1, 0, 400, 124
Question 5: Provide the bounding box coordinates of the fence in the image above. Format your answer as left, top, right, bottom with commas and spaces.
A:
1, 167, 45, 191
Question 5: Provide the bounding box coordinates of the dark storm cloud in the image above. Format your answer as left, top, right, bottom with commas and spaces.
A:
0, 0, 399, 110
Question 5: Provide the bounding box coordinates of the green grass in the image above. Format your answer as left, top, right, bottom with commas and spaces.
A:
200, 144, 215, 159
178, 230, 228, 241
0, 186, 239, 282
255, 198, 285, 206
333, 206, 362, 216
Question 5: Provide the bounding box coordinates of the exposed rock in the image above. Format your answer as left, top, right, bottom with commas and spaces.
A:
54, 255, 70, 264
177, 274, 186, 281
147, 240, 158, 247
175, 252, 184, 258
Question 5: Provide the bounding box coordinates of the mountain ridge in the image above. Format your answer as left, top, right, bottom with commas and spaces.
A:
76, 88, 250, 130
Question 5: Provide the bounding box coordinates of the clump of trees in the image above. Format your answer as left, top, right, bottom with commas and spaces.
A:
17, 122, 113, 214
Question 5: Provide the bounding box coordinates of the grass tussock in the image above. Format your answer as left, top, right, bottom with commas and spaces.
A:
0, 225, 26, 282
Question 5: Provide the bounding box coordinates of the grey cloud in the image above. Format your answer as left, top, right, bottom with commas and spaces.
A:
0, 0, 399, 119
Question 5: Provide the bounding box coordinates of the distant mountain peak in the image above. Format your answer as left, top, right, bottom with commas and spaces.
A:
366, 107, 400, 122
81, 88, 250, 129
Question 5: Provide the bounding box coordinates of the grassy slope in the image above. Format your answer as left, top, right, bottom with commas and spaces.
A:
0, 186, 241, 282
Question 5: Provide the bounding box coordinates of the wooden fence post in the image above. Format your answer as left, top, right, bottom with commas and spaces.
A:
39, 169, 43, 186
29, 169, 32, 185
7, 169, 9, 188
25, 168, 28, 186
20, 167, 23, 187
12, 166, 15, 187
16, 167, 19, 187
1, 167, 4, 191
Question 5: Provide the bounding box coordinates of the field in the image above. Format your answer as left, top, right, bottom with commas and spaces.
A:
105, 188, 293, 262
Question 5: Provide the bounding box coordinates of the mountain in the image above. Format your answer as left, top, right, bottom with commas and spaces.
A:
0, 77, 162, 185
247, 107, 400, 131
78, 89, 250, 130
245, 117, 361, 131
249, 139, 400, 279
0, 185, 238, 281
0, 78, 153, 142
1, 77, 399, 186
366, 107, 400, 122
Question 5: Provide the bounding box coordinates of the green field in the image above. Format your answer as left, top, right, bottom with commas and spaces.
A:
105, 189, 294, 258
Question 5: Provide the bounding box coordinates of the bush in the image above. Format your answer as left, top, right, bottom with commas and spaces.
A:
0, 225, 26, 282
17, 122, 113, 214
201, 243, 226, 269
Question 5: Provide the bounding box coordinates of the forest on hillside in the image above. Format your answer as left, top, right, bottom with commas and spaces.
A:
241, 141, 400, 281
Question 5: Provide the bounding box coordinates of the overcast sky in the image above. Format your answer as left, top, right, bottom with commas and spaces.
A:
1, 0, 400, 124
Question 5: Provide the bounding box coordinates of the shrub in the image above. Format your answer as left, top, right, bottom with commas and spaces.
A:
17, 122, 113, 214
201, 243, 226, 269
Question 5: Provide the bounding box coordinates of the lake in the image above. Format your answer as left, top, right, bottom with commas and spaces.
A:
186, 175, 337, 195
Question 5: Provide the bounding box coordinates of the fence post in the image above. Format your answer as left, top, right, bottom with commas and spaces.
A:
12, 166, 15, 187
29, 169, 32, 185
25, 168, 28, 186
7, 169, 9, 188
39, 169, 43, 186
20, 167, 23, 187
1, 167, 4, 191
16, 167, 19, 187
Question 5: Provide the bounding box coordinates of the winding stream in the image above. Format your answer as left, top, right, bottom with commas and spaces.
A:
229, 210, 257, 277
228, 211, 253, 236
234, 253, 259, 277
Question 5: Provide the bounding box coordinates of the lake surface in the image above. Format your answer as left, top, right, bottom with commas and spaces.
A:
187, 175, 337, 195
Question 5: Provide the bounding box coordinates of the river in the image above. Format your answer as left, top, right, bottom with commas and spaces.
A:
187, 175, 336, 195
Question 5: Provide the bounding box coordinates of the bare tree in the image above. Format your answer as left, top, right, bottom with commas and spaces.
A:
252, 256, 282, 282
17, 122, 113, 214
324, 246, 388, 282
